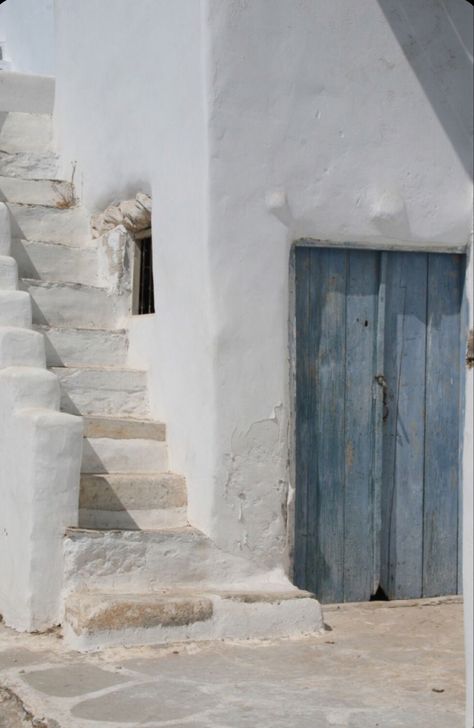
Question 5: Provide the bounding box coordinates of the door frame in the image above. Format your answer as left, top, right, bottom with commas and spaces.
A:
288, 237, 471, 598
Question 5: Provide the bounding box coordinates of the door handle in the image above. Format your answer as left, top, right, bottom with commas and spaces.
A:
375, 375, 389, 421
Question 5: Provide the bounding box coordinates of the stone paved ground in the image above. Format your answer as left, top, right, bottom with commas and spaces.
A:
0, 598, 465, 728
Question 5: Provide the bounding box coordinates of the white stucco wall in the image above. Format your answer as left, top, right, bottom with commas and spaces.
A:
0, 0, 55, 76
54, 1, 472, 716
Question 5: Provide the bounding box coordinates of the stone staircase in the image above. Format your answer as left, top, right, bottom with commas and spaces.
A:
1, 71, 322, 650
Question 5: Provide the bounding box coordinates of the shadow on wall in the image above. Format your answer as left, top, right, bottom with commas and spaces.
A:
377, 0, 473, 180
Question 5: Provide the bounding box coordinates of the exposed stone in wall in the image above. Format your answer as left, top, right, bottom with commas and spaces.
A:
91, 193, 151, 239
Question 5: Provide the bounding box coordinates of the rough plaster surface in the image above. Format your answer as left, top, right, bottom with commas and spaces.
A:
0, 600, 465, 727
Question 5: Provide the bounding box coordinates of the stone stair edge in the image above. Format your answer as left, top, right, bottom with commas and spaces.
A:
34, 324, 128, 334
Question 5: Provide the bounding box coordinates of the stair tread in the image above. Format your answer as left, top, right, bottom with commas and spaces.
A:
66, 525, 196, 537
22, 277, 105, 292
51, 364, 146, 373
82, 416, 164, 441
67, 586, 314, 602
35, 324, 127, 334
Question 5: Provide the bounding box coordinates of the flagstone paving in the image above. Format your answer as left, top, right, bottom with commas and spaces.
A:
0, 598, 464, 727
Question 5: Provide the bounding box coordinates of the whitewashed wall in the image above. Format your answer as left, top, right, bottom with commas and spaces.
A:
54, 2, 472, 718
55, 0, 216, 530
0, 0, 55, 76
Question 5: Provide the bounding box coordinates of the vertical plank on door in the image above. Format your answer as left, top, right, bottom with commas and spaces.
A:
343, 250, 379, 601
372, 251, 387, 594
381, 252, 427, 599
423, 254, 463, 596
294, 247, 313, 590
294, 247, 347, 602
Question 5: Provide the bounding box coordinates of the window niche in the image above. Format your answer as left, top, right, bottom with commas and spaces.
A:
133, 232, 155, 315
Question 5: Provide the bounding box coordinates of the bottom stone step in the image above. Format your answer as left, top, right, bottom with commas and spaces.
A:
64, 588, 322, 650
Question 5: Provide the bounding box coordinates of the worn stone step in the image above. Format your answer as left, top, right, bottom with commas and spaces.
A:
13, 239, 99, 286
0, 112, 52, 153
0, 71, 55, 114
63, 587, 322, 650
81, 437, 168, 474
7, 203, 90, 245
0, 177, 75, 207
51, 366, 149, 417
0, 150, 59, 179
21, 279, 129, 328
63, 526, 268, 594
79, 473, 187, 530
83, 416, 165, 441
34, 325, 129, 367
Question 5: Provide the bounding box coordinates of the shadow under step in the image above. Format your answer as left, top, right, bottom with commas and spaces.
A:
82, 422, 168, 473
79, 472, 187, 530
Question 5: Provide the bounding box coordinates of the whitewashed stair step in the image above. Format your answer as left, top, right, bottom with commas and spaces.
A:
81, 437, 168, 474
0, 150, 59, 179
0, 177, 75, 207
63, 526, 265, 592
7, 203, 90, 245
0, 111, 52, 153
51, 366, 149, 417
0, 71, 55, 114
79, 472, 187, 530
13, 239, 99, 286
21, 279, 129, 328
83, 416, 165, 441
34, 325, 129, 367
64, 588, 322, 650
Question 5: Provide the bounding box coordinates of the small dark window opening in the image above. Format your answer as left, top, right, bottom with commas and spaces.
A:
138, 236, 155, 314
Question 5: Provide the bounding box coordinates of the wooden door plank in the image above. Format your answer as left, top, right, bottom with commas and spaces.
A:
372, 251, 387, 594
313, 249, 347, 602
423, 253, 463, 596
381, 252, 427, 599
294, 247, 313, 590
343, 250, 379, 601
294, 247, 347, 602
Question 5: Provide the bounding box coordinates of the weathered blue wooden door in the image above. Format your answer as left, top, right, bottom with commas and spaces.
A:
294, 247, 465, 603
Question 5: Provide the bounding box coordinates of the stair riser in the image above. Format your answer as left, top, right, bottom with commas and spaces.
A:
22, 280, 129, 329
81, 438, 168, 474
13, 239, 99, 287
0, 177, 75, 207
64, 595, 323, 651
52, 367, 149, 418
79, 507, 187, 531
83, 417, 165, 441
0, 151, 59, 179
0, 112, 52, 153
63, 528, 262, 593
36, 327, 129, 367
7, 203, 90, 245
80, 474, 186, 509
